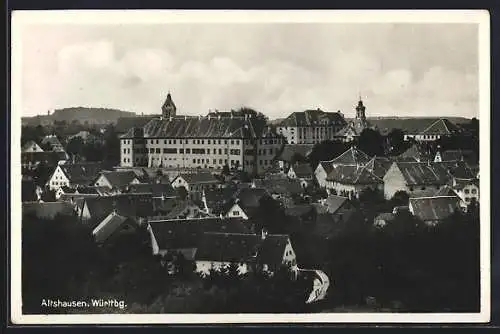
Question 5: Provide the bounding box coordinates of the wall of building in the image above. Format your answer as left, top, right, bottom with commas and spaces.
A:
314, 164, 329, 188
383, 164, 409, 199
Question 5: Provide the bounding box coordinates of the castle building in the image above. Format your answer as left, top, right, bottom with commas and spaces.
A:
277, 108, 347, 144
120, 93, 284, 176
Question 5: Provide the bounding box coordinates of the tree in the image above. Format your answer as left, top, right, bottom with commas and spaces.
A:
386, 128, 407, 155
176, 186, 188, 200
222, 164, 230, 176
102, 124, 120, 168
290, 152, 307, 165
358, 128, 385, 157
308, 140, 350, 171
66, 137, 85, 157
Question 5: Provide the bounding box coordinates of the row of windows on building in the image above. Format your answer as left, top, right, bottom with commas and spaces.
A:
123, 156, 273, 166
123, 148, 242, 155
122, 138, 282, 146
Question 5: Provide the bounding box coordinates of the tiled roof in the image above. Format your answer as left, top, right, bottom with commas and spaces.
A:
331, 147, 372, 166
279, 109, 347, 128
176, 172, 219, 185
98, 170, 139, 189
60, 162, 104, 185
326, 165, 383, 185
276, 144, 314, 162
397, 144, 424, 162
448, 161, 477, 180
393, 162, 451, 186
252, 177, 303, 196
284, 204, 315, 217
435, 185, 459, 197
420, 119, 462, 135
336, 119, 371, 137
290, 163, 313, 178
409, 196, 460, 221
148, 217, 251, 251
195, 232, 289, 267
437, 149, 478, 167
204, 186, 239, 215
122, 116, 267, 139
364, 156, 393, 179
93, 212, 136, 243
127, 183, 177, 198
318, 161, 335, 175
322, 195, 349, 214
115, 115, 158, 133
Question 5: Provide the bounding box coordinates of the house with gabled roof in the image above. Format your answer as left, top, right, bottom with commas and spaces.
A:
47, 162, 104, 191
287, 162, 314, 188
325, 164, 383, 199
92, 211, 138, 244
314, 146, 372, 189
409, 196, 461, 225
22, 140, 43, 153
383, 161, 452, 200
224, 187, 270, 220
147, 217, 252, 260
171, 172, 220, 194
404, 118, 463, 142
195, 230, 298, 276
94, 170, 141, 191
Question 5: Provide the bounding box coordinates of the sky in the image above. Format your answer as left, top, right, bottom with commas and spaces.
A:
19, 22, 479, 119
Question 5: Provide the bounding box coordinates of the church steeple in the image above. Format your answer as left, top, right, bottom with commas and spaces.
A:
161, 91, 177, 118
355, 98, 366, 122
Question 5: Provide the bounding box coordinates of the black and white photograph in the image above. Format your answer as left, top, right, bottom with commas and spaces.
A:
10, 10, 490, 324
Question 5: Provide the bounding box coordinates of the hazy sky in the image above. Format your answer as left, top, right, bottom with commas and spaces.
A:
20, 23, 479, 119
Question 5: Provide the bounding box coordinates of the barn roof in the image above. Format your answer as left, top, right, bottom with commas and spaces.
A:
330, 147, 372, 166
278, 109, 346, 128
326, 165, 383, 185
392, 162, 451, 186
409, 196, 460, 222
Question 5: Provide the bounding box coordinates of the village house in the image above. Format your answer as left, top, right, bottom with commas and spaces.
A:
94, 170, 141, 191
382, 161, 452, 200
403, 118, 463, 142
224, 187, 270, 220
119, 92, 284, 175
201, 186, 239, 216
325, 164, 383, 199
252, 175, 303, 200
275, 144, 314, 174
314, 146, 372, 189
194, 230, 298, 277
408, 196, 461, 225
287, 162, 314, 188
146, 217, 252, 260
47, 162, 104, 191
277, 108, 347, 145
170, 172, 220, 196
92, 211, 139, 244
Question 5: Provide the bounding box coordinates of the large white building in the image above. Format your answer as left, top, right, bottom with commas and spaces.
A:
120, 93, 284, 176
277, 108, 347, 144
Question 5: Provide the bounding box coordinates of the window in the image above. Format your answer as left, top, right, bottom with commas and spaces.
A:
149, 148, 154, 153
193, 159, 196, 163
225, 140, 228, 144
471, 189, 477, 194
179, 149, 184, 154
197, 159, 201, 164
213, 149, 217, 154
123, 149, 126, 154
219, 159, 223, 164
218, 140, 221, 144
186, 149, 191, 154
173, 140, 176, 144
164, 140, 167, 144
233, 211, 240, 216
155, 148, 160, 154
213, 159, 216, 164
231, 160, 234, 165
464, 189, 470, 194
236, 140, 240, 145
202, 140, 205, 144
156, 140, 159, 144
231, 140, 234, 145
224, 149, 228, 154
219, 149, 222, 155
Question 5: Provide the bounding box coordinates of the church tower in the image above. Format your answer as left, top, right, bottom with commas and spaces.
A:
355, 98, 367, 122
161, 92, 177, 118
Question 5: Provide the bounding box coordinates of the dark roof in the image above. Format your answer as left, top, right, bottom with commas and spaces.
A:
252, 177, 303, 195
369, 117, 470, 135
284, 204, 315, 217
195, 232, 289, 266
437, 149, 478, 167
447, 161, 477, 180
203, 186, 239, 215
121, 116, 268, 139
176, 172, 219, 185
364, 157, 393, 179
22, 151, 69, 165
276, 144, 314, 162
331, 147, 372, 166
234, 187, 269, 209
98, 170, 139, 188
93, 213, 137, 243
289, 163, 313, 178
322, 195, 349, 214
336, 118, 371, 137
115, 115, 158, 133
22, 202, 75, 219
318, 161, 335, 175
60, 162, 104, 185
279, 109, 347, 128
409, 196, 461, 221
392, 162, 452, 186
148, 217, 251, 251
435, 185, 459, 197
326, 165, 383, 185
420, 119, 462, 135
397, 144, 424, 162
127, 183, 177, 198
